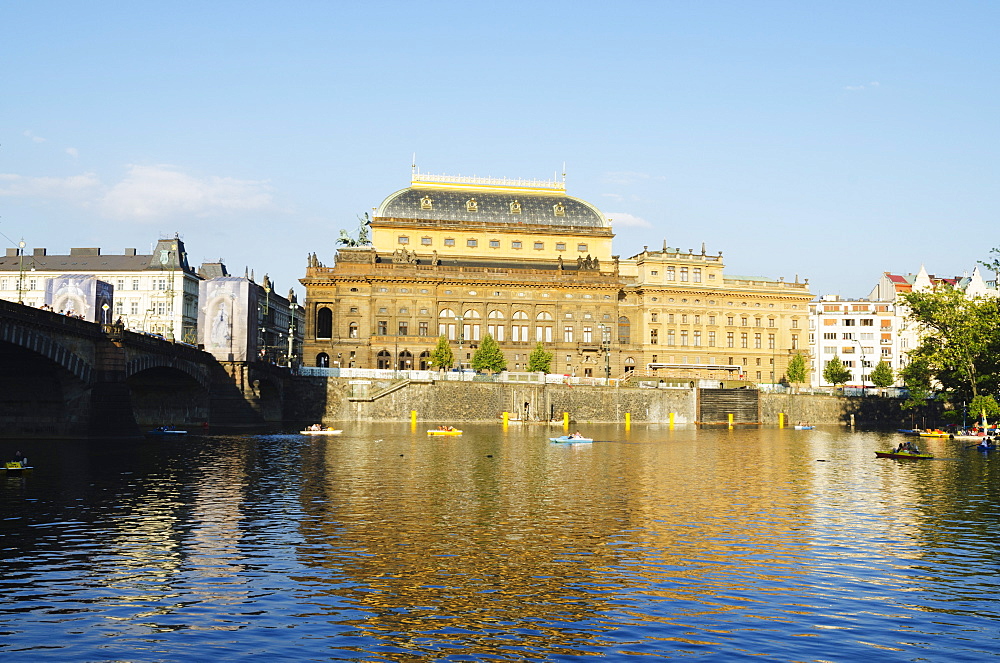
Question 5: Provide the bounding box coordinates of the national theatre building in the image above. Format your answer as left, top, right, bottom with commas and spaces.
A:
300, 171, 812, 383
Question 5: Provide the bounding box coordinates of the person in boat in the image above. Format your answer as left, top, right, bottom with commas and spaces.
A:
570, 431, 584, 439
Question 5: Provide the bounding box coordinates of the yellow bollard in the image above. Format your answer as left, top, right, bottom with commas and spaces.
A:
669, 412, 675, 428
411, 410, 417, 428
502, 411, 509, 428
625, 412, 631, 430
563, 412, 569, 429
779, 412, 785, 428
728, 413, 734, 428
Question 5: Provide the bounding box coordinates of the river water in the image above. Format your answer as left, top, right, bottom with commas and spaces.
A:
2, 424, 998, 661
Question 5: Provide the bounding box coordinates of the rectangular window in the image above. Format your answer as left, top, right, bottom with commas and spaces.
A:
421, 237, 432, 245
489, 240, 500, 248
727, 332, 734, 347
707, 331, 715, 346
666, 330, 674, 346
467, 239, 478, 247
791, 334, 799, 350
861, 318, 874, 326
512, 241, 522, 249
130, 301, 139, 315
577, 244, 588, 252
398, 322, 408, 336
583, 326, 592, 342
768, 333, 775, 349
709, 316, 716, 325
419, 322, 428, 336
741, 333, 748, 348
444, 238, 455, 246
681, 314, 688, 324
377, 321, 388, 335
681, 331, 689, 346
114, 301, 124, 315
651, 329, 659, 344
680, 267, 688, 282
555, 242, 566, 251
754, 333, 761, 349
397, 236, 409, 244
843, 319, 855, 326
132, 279, 140, 290
768, 318, 775, 327
754, 317, 761, 327
564, 326, 574, 342
534, 242, 544, 250
116, 279, 125, 291
694, 315, 701, 324
693, 268, 701, 283
651, 312, 658, 322
666, 266, 675, 280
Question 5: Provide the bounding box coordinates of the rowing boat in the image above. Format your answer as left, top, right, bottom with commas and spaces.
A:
793, 425, 815, 430
550, 435, 593, 443
875, 451, 934, 460
300, 429, 342, 435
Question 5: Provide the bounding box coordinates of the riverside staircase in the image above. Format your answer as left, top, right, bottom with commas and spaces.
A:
698, 388, 760, 424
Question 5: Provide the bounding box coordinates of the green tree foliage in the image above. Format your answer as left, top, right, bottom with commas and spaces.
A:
430, 335, 454, 369
901, 285, 1000, 399
869, 360, 895, 389
900, 355, 935, 410
471, 334, 506, 373
823, 356, 852, 387
786, 353, 807, 390
969, 394, 1000, 424
528, 343, 553, 373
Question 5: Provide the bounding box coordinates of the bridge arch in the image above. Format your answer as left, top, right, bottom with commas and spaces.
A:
0, 322, 93, 384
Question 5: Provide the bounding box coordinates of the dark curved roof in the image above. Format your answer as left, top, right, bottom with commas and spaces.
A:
376, 187, 608, 229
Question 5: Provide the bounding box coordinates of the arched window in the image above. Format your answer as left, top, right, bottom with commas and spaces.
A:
487, 310, 506, 342
348, 322, 358, 338
512, 311, 528, 320
439, 308, 457, 318
624, 356, 635, 374
398, 350, 413, 371
316, 307, 333, 339
376, 350, 391, 370
316, 352, 330, 368
463, 309, 481, 319
618, 316, 630, 344
536, 311, 554, 321
419, 350, 431, 370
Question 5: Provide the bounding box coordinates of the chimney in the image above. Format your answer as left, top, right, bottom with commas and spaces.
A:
70, 248, 101, 256
125, 248, 137, 256
33, 248, 47, 256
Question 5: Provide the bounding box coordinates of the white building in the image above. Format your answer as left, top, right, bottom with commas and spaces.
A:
0, 236, 201, 342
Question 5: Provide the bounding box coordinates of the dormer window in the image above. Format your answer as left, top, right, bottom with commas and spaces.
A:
466, 198, 478, 212
553, 203, 565, 217
510, 200, 521, 214
420, 196, 433, 210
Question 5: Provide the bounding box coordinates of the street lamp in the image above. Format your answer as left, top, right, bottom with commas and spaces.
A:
16, 239, 25, 304
599, 323, 611, 380
287, 301, 298, 368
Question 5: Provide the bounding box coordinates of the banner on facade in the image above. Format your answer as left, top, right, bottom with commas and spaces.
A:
198, 277, 258, 361
46, 275, 113, 323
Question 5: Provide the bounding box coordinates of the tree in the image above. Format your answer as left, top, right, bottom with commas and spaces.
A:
429, 335, 453, 369
901, 285, 1000, 400
900, 354, 935, 410
823, 356, 852, 387
869, 360, 895, 389
786, 353, 807, 392
528, 342, 553, 373
969, 394, 1000, 425
471, 334, 506, 373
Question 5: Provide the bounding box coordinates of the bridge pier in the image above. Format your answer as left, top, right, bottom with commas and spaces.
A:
88, 336, 140, 437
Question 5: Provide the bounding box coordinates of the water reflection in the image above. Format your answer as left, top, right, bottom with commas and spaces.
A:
1, 426, 998, 660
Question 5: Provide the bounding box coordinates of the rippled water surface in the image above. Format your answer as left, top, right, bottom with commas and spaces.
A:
2, 424, 999, 661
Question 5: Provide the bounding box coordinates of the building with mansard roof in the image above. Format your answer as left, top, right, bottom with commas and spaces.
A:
300, 170, 813, 382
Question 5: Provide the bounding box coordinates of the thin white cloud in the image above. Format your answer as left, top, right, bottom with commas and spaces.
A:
603, 171, 666, 186
99, 164, 274, 221
845, 81, 880, 91
23, 130, 46, 143
601, 193, 624, 202
66, 147, 79, 158
0, 172, 100, 199
606, 212, 653, 228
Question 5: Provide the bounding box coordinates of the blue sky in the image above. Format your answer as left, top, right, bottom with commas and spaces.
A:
3, 1, 998, 299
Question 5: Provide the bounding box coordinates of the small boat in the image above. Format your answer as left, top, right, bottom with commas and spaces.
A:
875, 451, 934, 460
550, 435, 593, 443
300, 428, 343, 435
918, 430, 951, 438
953, 433, 985, 442
3, 460, 32, 472
147, 427, 187, 436
897, 429, 921, 436
793, 425, 815, 430
427, 429, 463, 436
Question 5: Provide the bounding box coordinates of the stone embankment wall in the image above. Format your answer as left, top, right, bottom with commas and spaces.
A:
285, 377, 929, 427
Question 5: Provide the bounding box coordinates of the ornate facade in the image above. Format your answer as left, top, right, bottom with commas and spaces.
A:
300, 172, 812, 381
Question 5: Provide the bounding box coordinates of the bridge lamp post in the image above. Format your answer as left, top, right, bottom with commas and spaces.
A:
16, 239, 25, 304
287, 301, 298, 368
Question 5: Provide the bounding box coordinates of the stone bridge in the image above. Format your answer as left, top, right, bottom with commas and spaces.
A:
0, 300, 291, 437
